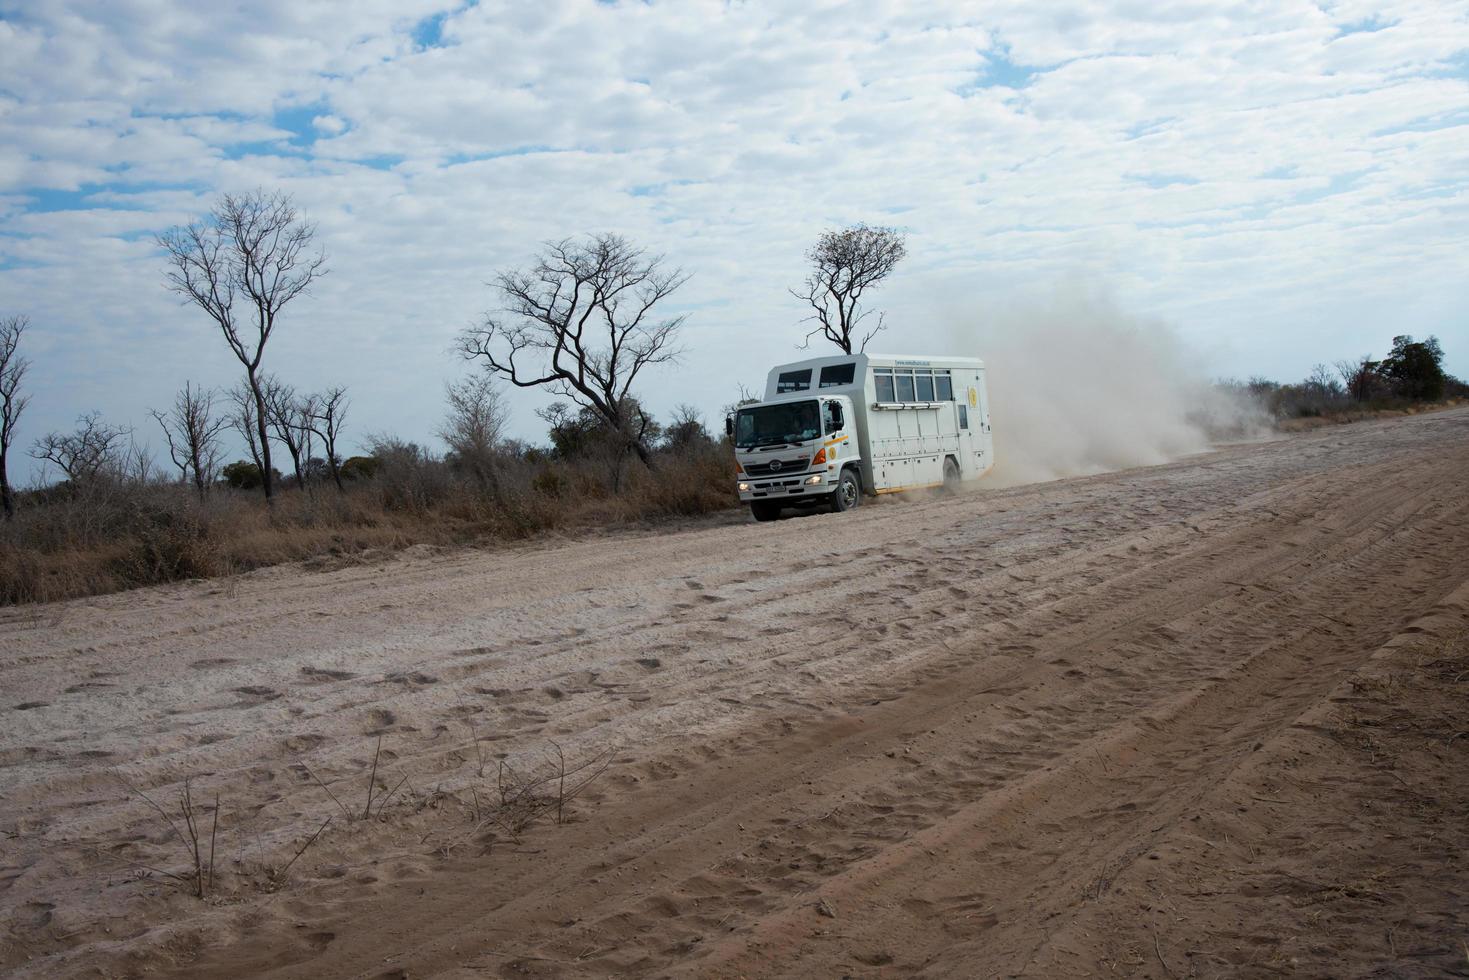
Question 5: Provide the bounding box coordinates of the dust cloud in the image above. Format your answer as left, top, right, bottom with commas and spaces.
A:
941, 292, 1269, 488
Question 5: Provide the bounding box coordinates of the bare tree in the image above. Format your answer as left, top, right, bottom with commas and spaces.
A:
1336, 356, 1380, 402
30, 412, 129, 484
456, 233, 687, 466
438, 373, 505, 491
662, 403, 710, 454
307, 386, 349, 492
261, 377, 316, 489
158, 189, 327, 502
1306, 363, 1342, 398
149, 382, 229, 498
793, 223, 907, 353
225, 379, 266, 474
0, 315, 31, 519
123, 438, 158, 484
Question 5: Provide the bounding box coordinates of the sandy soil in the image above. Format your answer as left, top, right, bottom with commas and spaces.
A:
2, 408, 1467, 979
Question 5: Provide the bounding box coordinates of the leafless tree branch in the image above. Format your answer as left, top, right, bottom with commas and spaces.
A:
158, 189, 327, 502
30, 412, 130, 484
439, 372, 506, 492
149, 382, 228, 498
261, 376, 316, 489
0, 314, 31, 518
306, 386, 349, 492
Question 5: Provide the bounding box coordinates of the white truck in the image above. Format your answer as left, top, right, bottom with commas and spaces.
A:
727, 352, 994, 521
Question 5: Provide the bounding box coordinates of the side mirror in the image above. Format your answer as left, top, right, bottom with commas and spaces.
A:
724, 415, 734, 438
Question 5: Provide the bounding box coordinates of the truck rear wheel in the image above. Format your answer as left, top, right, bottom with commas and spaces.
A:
830, 469, 861, 513
751, 501, 781, 522
942, 457, 961, 492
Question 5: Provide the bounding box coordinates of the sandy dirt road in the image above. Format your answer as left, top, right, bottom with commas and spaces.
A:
2, 408, 1468, 979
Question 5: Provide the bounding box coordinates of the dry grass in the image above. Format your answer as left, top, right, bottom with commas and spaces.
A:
1, 448, 737, 606
1275, 396, 1466, 432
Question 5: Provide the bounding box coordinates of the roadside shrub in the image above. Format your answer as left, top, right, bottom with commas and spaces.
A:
2, 417, 742, 605
115, 504, 219, 585
531, 466, 569, 499
221, 460, 280, 490
340, 455, 379, 481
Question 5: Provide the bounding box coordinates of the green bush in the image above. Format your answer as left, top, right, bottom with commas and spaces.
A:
340, 455, 380, 481
221, 460, 275, 489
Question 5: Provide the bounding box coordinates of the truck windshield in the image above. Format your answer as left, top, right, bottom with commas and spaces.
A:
735, 400, 820, 448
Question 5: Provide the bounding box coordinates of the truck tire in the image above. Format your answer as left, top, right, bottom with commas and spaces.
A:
751, 501, 781, 522
830, 469, 861, 513
942, 456, 961, 492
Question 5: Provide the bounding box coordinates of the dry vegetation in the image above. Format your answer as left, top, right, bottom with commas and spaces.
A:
1223, 335, 1467, 424
0, 437, 736, 606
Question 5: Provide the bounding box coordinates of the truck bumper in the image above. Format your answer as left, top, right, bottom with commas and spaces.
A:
737, 471, 831, 504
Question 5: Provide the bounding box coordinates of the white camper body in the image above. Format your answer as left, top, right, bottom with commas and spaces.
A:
730, 353, 993, 521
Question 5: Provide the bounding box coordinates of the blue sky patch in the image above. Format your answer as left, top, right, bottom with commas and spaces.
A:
413, 11, 449, 49
1334, 15, 1393, 38
1126, 173, 1201, 189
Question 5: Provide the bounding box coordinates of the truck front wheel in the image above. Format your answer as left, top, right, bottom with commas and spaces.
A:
751, 501, 782, 522
830, 469, 861, 513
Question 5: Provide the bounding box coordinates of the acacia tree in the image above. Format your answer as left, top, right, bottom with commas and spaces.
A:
158, 190, 327, 502
307, 386, 349, 491
793, 223, 907, 354
457, 233, 687, 466
0, 315, 30, 519
149, 382, 229, 498
1380, 334, 1446, 401
30, 412, 129, 484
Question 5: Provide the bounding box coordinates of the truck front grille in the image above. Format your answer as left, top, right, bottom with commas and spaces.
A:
744, 460, 808, 477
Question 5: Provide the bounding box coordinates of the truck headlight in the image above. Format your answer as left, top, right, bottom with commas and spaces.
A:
805, 475, 823, 485
738, 482, 750, 492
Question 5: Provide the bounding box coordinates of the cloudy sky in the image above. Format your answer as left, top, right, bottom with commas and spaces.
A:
2, 0, 1466, 478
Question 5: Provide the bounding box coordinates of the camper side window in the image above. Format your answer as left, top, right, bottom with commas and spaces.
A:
935, 373, 953, 401
895, 372, 916, 402
874, 370, 895, 402
915, 374, 935, 401
776, 369, 812, 393
819, 363, 855, 388
958, 404, 969, 429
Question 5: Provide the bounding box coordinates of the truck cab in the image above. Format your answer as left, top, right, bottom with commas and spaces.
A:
730, 393, 861, 522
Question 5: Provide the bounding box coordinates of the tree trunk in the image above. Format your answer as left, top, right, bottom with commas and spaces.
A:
0, 447, 12, 519
249, 370, 275, 503
328, 450, 344, 492
283, 440, 304, 489
187, 433, 207, 500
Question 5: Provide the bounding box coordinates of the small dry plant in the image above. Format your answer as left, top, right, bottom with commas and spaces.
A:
114, 774, 221, 899
438, 740, 615, 856
268, 814, 334, 889
301, 734, 410, 823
